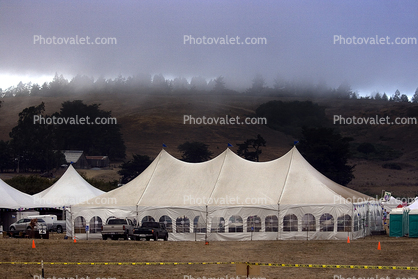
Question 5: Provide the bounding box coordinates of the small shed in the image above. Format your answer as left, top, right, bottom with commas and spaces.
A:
86, 156, 110, 168
63, 150, 89, 169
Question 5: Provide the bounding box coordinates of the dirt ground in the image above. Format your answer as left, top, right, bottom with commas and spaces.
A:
0, 234, 417, 279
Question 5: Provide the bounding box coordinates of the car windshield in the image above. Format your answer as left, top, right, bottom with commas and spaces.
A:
108, 219, 127, 225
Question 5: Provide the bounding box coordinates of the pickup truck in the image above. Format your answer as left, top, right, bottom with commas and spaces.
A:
132, 222, 169, 241
101, 218, 135, 240
50, 221, 66, 233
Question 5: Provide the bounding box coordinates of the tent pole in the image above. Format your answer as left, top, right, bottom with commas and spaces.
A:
306, 213, 309, 241
205, 205, 208, 243
348, 203, 354, 242
277, 203, 280, 241
136, 205, 139, 226
70, 205, 74, 239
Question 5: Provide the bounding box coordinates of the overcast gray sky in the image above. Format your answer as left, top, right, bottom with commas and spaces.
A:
0, 0, 417, 95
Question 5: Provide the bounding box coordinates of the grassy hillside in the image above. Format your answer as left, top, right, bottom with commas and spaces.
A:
0, 93, 417, 198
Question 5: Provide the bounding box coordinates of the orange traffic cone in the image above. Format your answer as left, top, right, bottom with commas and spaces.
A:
347, 236, 350, 243
73, 237, 77, 243
32, 239, 36, 248
377, 242, 381, 250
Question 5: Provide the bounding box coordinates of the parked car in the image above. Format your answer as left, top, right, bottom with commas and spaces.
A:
132, 222, 169, 241
9, 218, 47, 232
101, 217, 135, 240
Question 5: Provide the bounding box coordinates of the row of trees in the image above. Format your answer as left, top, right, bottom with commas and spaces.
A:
354, 89, 418, 103
0, 101, 126, 173
3, 73, 417, 102
0, 73, 231, 97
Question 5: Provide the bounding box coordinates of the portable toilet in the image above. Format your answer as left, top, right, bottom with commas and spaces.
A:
389, 208, 404, 237
409, 209, 418, 238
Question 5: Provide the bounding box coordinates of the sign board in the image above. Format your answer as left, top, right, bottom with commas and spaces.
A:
384, 191, 391, 202
39, 225, 46, 235
236, 263, 261, 276
85, 225, 89, 232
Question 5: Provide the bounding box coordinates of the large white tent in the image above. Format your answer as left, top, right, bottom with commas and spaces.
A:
70, 147, 381, 241
0, 178, 38, 231
0, 178, 36, 209
33, 164, 105, 209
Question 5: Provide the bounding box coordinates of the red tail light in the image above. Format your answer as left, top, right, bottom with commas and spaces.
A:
152, 229, 154, 233
101, 226, 103, 230
123, 225, 125, 230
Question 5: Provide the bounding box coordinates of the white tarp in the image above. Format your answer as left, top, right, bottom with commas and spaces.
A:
70, 147, 380, 240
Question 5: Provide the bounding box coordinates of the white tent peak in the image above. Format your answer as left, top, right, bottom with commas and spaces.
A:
33, 164, 105, 207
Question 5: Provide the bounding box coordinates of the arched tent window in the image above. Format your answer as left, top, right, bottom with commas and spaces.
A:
141, 216, 155, 224
375, 210, 382, 229
302, 214, 316, 232
89, 216, 102, 233
74, 216, 86, 233
265, 215, 278, 232
210, 217, 225, 233
193, 216, 206, 233
247, 216, 261, 232
359, 213, 364, 230
106, 216, 116, 224
283, 214, 298, 232
337, 214, 352, 232
176, 216, 190, 233
228, 215, 243, 232
370, 210, 375, 230
159, 215, 173, 233
354, 214, 359, 231
320, 213, 334, 232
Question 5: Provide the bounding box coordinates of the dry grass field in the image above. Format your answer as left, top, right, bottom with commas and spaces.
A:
0, 234, 417, 279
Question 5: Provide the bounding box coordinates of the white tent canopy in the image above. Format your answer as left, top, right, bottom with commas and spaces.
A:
33, 164, 104, 209
407, 197, 418, 210
0, 178, 35, 209
71, 147, 381, 241
381, 196, 403, 212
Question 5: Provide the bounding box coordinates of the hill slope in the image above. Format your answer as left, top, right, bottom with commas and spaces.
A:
0, 94, 417, 198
